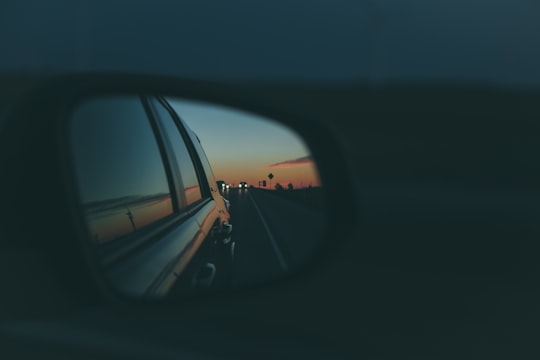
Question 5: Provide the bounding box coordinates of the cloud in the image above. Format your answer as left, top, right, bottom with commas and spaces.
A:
267, 156, 314, 169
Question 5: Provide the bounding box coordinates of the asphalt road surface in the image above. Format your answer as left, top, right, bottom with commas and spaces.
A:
225, 188, 325, 287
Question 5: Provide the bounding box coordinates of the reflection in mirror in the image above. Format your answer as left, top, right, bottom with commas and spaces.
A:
69, 95, 325, 299
70, 97, 174, 245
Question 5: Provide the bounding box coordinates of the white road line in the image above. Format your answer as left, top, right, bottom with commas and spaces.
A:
248, 192, 288, 272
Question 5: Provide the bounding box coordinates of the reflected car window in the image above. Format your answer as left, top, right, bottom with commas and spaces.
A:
150, 98, 202, 208
70, 96, 173, 243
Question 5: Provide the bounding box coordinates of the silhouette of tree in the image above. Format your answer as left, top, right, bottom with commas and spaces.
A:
275, 183, 284, 191
287, 183, 294, 190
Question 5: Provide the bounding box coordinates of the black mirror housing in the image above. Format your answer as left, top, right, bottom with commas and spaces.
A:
0, 74, 357, 307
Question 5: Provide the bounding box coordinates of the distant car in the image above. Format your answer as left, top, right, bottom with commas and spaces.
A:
217, 180, 227, 193
239, 181, 248, 189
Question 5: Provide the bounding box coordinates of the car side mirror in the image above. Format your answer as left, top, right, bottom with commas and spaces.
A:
66, 92, 330, 299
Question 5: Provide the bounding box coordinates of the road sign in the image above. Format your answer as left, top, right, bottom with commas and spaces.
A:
268, 173, 274, 179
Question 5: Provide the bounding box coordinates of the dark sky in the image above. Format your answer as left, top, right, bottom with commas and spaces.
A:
1, 0, 539, 86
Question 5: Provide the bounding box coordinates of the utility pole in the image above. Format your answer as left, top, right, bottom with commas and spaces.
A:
126, 207, 136, 232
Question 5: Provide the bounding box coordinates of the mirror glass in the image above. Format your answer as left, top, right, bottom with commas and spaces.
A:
69, 95, 325, 298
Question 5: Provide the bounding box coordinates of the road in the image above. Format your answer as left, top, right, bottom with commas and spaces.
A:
225, 188, 325, 287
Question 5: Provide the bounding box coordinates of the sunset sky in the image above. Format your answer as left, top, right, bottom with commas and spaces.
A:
167, 98, 320, 189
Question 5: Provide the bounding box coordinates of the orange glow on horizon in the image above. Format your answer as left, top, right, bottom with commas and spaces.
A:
213, 161, 320, 189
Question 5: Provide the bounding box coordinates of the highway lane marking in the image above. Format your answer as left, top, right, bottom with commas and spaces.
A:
248, 192, 289, 272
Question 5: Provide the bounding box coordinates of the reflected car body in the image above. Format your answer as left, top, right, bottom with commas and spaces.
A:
148, 97, 234, 294
221, 195, 231, 212
74, 95, 234, 296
